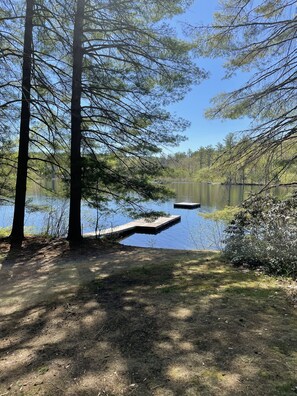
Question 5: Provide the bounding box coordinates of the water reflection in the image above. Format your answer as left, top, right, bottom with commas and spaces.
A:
171, 182, 260, 209
122, 182, 290, 250
0, 182, 291, 250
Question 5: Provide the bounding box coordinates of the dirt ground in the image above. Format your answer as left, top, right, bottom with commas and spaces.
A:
0, 238, 296, 396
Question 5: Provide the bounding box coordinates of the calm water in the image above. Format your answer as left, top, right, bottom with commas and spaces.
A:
0, 182, 286, 250
122, 182, 261, 250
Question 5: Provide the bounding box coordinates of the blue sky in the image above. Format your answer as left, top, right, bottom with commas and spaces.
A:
167, 0, 251, 153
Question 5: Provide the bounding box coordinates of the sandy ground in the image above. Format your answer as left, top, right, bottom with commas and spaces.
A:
0, 238, 296, 396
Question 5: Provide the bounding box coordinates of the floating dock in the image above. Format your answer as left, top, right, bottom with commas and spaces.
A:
84, 215, 181, 238
174, 202, 201, 209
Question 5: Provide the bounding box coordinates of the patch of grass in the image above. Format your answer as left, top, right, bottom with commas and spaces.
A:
159, 285, 180, 294
274, 382, 297, 395
37, 366, 49, 375
0, 226, 36, 238
0, 226, 11, 238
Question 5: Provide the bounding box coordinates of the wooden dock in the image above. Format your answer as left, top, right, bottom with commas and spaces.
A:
174, 202, 201, 209
84, 215, 181, 238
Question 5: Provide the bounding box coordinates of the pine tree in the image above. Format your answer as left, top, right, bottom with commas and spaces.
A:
65, 0, 205, 241
194, 0, 297, 187
10, 0, 34, 245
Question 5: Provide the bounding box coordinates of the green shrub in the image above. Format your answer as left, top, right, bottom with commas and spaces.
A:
0, 227, 11, 238
223, 192, 297, 278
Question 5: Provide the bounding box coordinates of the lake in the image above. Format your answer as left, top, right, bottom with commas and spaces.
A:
0, 182, 287, 250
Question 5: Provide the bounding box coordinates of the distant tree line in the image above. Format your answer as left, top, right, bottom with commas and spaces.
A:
163, 132, 297, 185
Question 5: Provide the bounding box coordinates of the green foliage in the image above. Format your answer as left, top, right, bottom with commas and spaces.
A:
0, 128, 16, 202
163, 134, 297, 186
200, 206, 240, 222
0, 226, 35, 237
223, 193, 297, 277
81, 155, 174, 218
193, 0, 296, 188
0, 227, 11, 238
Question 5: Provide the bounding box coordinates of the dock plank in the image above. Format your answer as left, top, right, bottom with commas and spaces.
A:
134, 215, 181, 234
84, 215, 181, 238
174, 202, 201, 209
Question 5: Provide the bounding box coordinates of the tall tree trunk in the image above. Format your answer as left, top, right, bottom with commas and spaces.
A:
67, 0, 85, 242
10, 0, 34, 246
241, 167, 245, 185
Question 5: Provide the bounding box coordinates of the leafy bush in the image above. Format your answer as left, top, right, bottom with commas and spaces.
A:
223, 192, 297, 278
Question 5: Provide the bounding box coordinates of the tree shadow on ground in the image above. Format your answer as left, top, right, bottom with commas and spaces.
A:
0, 239, 296, 395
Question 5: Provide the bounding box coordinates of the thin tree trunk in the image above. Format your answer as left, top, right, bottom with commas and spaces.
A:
67, 0, 85, 242
10, 0, 34, 246
242, 167, 245, 185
